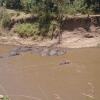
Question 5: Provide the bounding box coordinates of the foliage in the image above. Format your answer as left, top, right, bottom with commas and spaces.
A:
0, 0, 100, 13
0, 0, 100, 39
84, 0, 100, 12
32, 0, 64, 38
2, 96, 9, 100
20, 0, 32, 12
74, 0, 87, 13
64, 0, 93, 15
5, 0, 21, 9
0, 0, 4, 6
0, 7, 10, 28
15, 23, 39, 37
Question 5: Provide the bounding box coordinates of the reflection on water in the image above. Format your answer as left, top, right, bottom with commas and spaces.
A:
0, 45, 99, 100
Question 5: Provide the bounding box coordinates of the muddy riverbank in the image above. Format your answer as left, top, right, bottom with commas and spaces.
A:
0, 29, 100, 48
0, 14, 100, 48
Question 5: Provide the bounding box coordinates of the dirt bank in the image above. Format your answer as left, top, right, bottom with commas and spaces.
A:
0, 30, 100, 48
0, 14, 100, 48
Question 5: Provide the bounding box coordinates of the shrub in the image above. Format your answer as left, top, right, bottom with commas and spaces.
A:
0, 0, 4, 6
47, 20, 58, 38
15, 23, 39, 38
0, 7, 10, 28
2, 96, 9, 100
64, 0, 92, 15
64, 5, 77, 15
20, 0, 32, 12
5, 0, 21, 9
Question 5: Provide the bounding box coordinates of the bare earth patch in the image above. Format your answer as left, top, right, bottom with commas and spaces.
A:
59, 31, 100, 48
0, 30, 100, 48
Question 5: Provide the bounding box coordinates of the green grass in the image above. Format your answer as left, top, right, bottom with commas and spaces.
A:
2, 96, 9, 100
15, 23, 39, 38
0, 7, 10, 28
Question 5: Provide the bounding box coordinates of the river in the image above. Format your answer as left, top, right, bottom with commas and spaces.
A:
0, 45, 99, 100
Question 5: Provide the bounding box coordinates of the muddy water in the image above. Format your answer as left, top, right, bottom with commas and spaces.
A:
0, 45, 100, 100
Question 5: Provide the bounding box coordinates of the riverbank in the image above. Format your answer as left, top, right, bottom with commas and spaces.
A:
0, 10, 100, 48
0, 30, 100, 48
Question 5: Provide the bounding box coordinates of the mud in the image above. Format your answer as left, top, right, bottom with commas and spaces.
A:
0, 45, 99, 100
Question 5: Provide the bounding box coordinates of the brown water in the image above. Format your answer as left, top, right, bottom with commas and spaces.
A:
0, 45, 100, 100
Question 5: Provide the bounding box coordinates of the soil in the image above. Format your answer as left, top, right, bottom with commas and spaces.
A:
0, 9, 100, 48
0, 29, 100, 48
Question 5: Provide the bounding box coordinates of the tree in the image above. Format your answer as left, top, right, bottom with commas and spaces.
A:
84, 0, 100, 12
5, 0, 21, 9
32, 0, 64, 43
0, 0, 4, 6
53, 0, 64, 43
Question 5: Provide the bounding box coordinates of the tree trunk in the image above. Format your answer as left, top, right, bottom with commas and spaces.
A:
58, 28, 62, 44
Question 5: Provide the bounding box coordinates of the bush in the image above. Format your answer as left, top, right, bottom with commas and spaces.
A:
0, 0, 4, 6
64, 0, 92, 15
20, 0, 32, 12
2, 96, 9, 100
0, 7, 10, 28
5, 0, 21, 9
15, 23, 39, 38
47, 20, 58, 38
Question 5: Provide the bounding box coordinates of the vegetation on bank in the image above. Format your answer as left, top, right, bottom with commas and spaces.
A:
0, 0, 100, 41
2, 96, 9, 100
0, 7, 10, 28
0, 0, 100, 13
0, 95, 9, 100
15, 23, 39, 38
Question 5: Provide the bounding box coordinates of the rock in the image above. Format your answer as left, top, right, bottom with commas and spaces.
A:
41, 47, 67, 56
11, 46, 32, 53
7, 46, 67, 57
57, 49, 66, 56
90, 25, 96, 32
8, 46, 32, 57
84, 34, 94, 38
9, 51, 20, 57
20, 46, 32, 52
31, 48, 39, 54
11, 46, 21, 53
9, 47, 21, 57
96, 28, 100, 34
14, 46, 21, 51
0, 95, 4, 99
41, 48, 49, 56
49, 49, 58, 56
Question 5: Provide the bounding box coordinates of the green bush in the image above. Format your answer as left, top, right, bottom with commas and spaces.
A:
15, 23, 39, 38
0, 7, 10, 28
64, 0, 92, 15
2, 96, 9, 100
47, 20, 58, 38
0, 0, 4, 6
20, 0, 32, 12
5, 0, 21, 9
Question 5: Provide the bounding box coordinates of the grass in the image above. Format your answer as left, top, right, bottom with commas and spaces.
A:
0, 7, 11, 28
1, 96, 9, 100
15, 23, 39, 38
